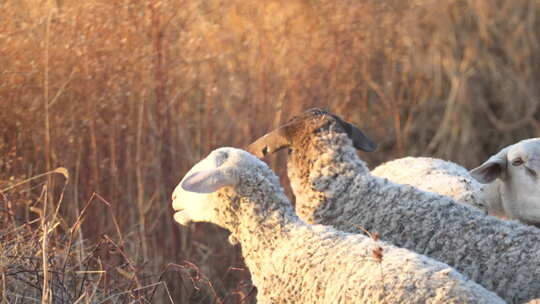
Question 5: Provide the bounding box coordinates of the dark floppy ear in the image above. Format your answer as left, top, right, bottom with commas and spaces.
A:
470, 151, 508, 183
333, 115, 377, 152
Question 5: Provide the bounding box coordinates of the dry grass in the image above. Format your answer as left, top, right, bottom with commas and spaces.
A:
2, 0, 540, 302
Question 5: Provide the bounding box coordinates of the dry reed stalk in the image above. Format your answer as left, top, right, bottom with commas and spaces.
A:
40, 184, 51, 304
2, 1, 540, 302
135, 97, 148, 262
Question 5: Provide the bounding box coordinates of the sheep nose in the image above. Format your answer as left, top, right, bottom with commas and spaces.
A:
172, 194, 177, 201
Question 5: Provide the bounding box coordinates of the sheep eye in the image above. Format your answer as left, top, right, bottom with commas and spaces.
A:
511, 158, 524, 166
527, 168, 538, 178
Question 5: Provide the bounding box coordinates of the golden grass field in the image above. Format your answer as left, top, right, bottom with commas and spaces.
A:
1, 0, 540, 302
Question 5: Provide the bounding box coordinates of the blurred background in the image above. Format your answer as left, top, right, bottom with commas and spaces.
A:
2, 0, 540, 302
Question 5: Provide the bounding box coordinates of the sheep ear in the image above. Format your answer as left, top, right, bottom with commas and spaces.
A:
470, 151, 508, 183
181, 169, 237, 193
333, 116, 377, 152
247, 128, 290, 158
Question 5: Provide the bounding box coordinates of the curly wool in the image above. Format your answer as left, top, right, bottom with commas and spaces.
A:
173, 148, 503, 304
372, 157, 488, 212
287, 128, 540, 304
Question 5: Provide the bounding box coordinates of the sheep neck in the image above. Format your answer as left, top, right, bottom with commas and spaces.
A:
480, 180, 506, 218
214, 177, 302, 262
288, 130, 370, 224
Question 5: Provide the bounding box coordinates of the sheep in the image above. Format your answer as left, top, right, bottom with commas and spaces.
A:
171, 147, 504, 304
372, 138, 540, 226
470, 138, 540, 225
247, 108, 540, 303
371, 157, 488, 213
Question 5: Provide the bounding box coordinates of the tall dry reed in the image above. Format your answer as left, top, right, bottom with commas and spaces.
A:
1, 0, 540, 302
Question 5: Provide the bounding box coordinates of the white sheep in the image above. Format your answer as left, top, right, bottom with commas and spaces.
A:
470, 138, 540, 225
372, 139, 540, 226
248, 108, 540, 303
172, 147, 504, 304
372, 157, 488, 213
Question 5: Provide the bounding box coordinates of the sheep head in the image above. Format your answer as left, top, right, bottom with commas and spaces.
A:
470, 138, 540, 223
172, 148, 240, 225
172, 147, 291, 228
247, 108, 377, 158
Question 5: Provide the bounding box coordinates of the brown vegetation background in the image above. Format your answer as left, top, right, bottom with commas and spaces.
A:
1, 0, 540, 302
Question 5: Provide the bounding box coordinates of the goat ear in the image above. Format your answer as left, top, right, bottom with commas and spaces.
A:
181, 169, 237, 193
470, 151, 508, 183
333, 116, 377, 152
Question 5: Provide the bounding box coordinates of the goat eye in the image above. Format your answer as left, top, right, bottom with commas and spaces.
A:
511, 158, 524, 166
